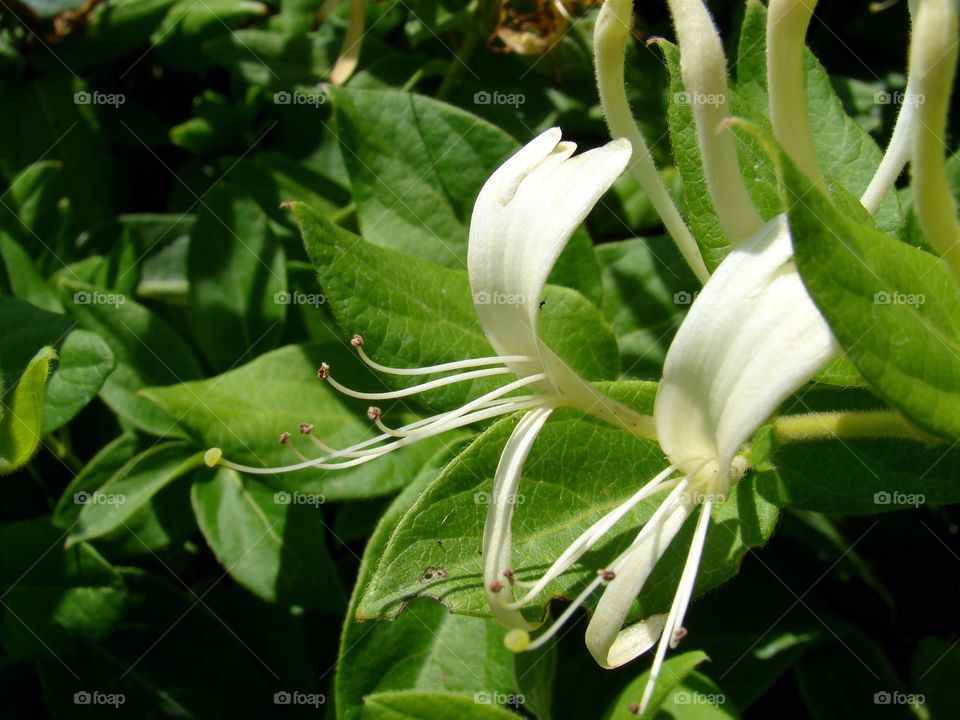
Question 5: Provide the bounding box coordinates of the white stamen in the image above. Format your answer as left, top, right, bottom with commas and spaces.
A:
355, 342, 532, 376
323, 365, 515, 400
638, 497, 714, 715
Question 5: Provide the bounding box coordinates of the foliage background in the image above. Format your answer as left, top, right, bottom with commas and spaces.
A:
0, 0, 958, 718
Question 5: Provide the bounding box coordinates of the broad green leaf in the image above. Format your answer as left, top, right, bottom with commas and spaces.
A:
151, 0, 269, 71
187, 184, 286, 371
141, 342, 460, 499
601, 651, 708, 720
337, 443, 550, 720
0, 519, 127, 659
596, 237, 698, 379
0, 346, 56, 474
54, 433, 197, 557
362, 691, 521, 720
357, 381, 779, 622
204, 29, 337, 88
41, 329, 114, 434
57, 279, 202, 437
292, 202, 619, 412
327, 87, 603, 302
191, 467, 346, 611
66, 442, 202, 546
0, 296, 114, 434
761, 438, 960, 514
0, 231, 63, 313
4, 160, 65, 249
761, 129, 960, 439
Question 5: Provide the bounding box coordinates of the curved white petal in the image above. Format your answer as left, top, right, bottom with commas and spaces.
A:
584, 485, 694, 668
468, 128, 631, 359
483, 407, 554, 631
655, 215, 839, 478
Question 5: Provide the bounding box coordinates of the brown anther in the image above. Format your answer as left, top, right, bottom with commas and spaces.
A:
317, 362, 330, 379
367, 406, 382, 422
673, 626, 688, 643
298, 423, 314, 435
503, 568, 515, 585
278, 431, 292, 444
597, 569, 616, 582
489, 580, 504, 593
351, 334, 364, 347
628, 702, 640, 715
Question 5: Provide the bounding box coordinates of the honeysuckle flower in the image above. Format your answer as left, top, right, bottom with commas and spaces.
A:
205, 128, 656, 478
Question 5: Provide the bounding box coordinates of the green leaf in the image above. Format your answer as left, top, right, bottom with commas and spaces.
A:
54, 433, 197, 557
0, 231, 63, 313
57, 279, 202, 436
0, 346, 56, 474
66, 442, 202, 546
328, 87, 602, 302
759, 127, 960, 439
601, 651, 709, 719
292, 202, 619, 413
596, 237, 699, 379
41, 329, 114, 434
356, 381, 778, 622
151, 0, 269, 71
204, 29, 337, 88
191, 467, 346, 611
187, 184, 286, 371
362, 691, 522, 720
0, 295, 114, 434
761, 438, 960, 514
0, 519, 127, 659
337, 443, 548, 720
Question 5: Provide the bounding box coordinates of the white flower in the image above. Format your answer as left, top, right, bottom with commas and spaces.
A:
204, 129, 655, 481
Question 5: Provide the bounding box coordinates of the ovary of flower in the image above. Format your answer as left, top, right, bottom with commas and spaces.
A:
205, 128, 656, 479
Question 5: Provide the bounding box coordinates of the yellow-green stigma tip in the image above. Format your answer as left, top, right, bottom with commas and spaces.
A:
504, 629, 530, 653
204, 448, 223, 467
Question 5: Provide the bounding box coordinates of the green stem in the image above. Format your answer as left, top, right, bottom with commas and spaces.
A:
773, 410, 935, 445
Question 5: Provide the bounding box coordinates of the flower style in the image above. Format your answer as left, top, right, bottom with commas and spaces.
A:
204, 129, 655, 477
